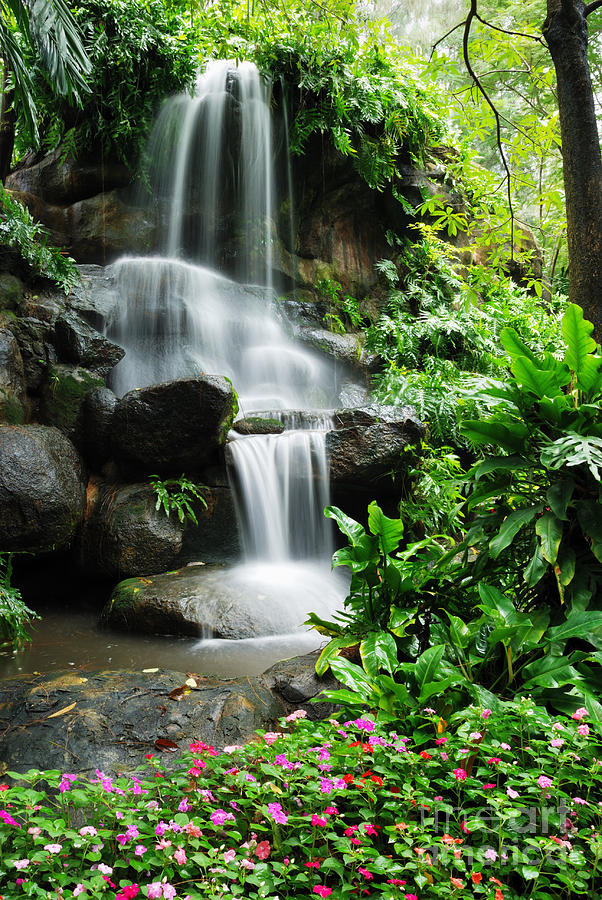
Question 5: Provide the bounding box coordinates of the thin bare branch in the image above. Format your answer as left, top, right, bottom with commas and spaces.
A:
463, 0, 515, 260
474, 12, 543, 43
430, 19, 465, 59
585, 0, 602, 13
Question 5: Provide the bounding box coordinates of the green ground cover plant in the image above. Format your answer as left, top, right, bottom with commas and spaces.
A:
1, 703, 600, 899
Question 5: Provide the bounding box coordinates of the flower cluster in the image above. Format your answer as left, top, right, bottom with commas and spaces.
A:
0, 699, 600, 898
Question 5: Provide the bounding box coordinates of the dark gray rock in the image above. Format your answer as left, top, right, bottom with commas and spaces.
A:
0, 669, 284, 775
0, 323, 28, 423
111, 376, 237, 475
9, 316, 55, 392
81, 386, 118, 469
0, 273, 24, 312
6, 147, 131, 205
0, 425, 86, 552
39, 363, 105, 444
326, 409, 425, 483
233, 416, 285, 435
102, 565, 311, 639
264, 652, 342, 720
297, 327, 378, 372
68, 265, 122, 329
54, 310, 124, 376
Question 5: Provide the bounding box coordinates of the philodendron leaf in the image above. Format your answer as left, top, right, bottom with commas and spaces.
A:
536, 511, 563, 564
541, 433, 602, 481
511, 356, 565, 400
415, 644, 446, 690
561, 303, 601, 393
500, 327, 539, 364
324, 506, 367, 546
367, 501, 404, 554
360, 631, 398, 678
329, 657, 375, 700
546, 610, 602, 643
461, 419, 529, 453
546, 478, 575, 521
489, 505, 543, 559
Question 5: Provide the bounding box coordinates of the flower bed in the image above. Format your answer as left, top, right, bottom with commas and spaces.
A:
0, 699, 600, 899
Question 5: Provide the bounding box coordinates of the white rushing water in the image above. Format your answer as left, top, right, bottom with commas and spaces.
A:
107, 60, 348, 664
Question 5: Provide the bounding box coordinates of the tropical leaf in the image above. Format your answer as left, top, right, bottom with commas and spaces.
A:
329, 657, 375, 700
360, 631, 398, 678
461, 418, 529, 453
535, 511, 563, 564
489, 504, 543, 558
415, 644, 446, 692
541, 433, 602, 481
561, 303, 601, 393
546, 478, 575, 521
367, 501, 404, 553
500, 327, 539, 364
510, 356, 564, 400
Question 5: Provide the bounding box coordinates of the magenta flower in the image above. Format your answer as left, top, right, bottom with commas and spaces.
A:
319, 779, 334, 794
453, 768, 467, 781
353, 718, 375, 732
135, 845, 147, 856
483, 783, 496, 790
313, 888, 332, 897
578, 724, 590, 736
267, 802, 288, 824
0, 810, 20, 827
572, 707, 588, 720
482, 709, 492, 719
487, 757, 501, 765
211, 809, 236, 826
59, 774, 77, 793
435, 737, 449, 745
573, 797, 588, 805
538, 775, 553, 789
358, 867, 373, 879
174, 846, 187, 864
311, 814, 328, 826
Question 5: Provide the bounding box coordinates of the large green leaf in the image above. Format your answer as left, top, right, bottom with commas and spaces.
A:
536, 511, 563, 564
461, 419, 529, 453
545, 610, 602, 643
415, 645, 446, 691
315, 635, 360, 676
576, 500, 602, 563
561, 304, 599, 391
521, 654, 582, 690
500, 327, 539, 364
325, 506, 367, 545
511, 357, 564, 400
524, 544, 548, 587
469, 455, 526, 481
388, 606, 417, 637
331, 539, 379, 572
360, 631, 398, 678
367, 501, 404, 553
477, 582, 516, 619
329, 657, 375, 700
541, 433, 602, 481
466, 476, 513, 511
546, 478, 575, 521
489, 505, 543, 558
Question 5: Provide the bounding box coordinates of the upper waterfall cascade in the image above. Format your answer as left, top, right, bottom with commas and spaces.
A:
106, 59, 348, 658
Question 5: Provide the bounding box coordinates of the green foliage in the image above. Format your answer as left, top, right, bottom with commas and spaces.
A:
316, 277, 364, 334
460, 303, 602, 610
308, 501, 460, 684
399, 444, 465, 539
0, 553, 38, 649
2, 705, 602, 898
150, 474, 208, 526
20, 0, 199, 166
0, 186, 78, 291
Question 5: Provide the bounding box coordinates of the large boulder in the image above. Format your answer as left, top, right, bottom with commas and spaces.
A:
81, 386, 119, 469
39, 363, 105, 444
102, 564, 326, 639
0, 425, 86, 552
326, 405, 424, 483
79, 482, 239, 579
0, 669, 284, 775
111, 376, 237, 475
54, 310, 125, 377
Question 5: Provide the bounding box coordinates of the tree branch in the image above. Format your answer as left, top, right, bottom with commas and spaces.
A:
463, 0, 515, 260
474, 12, 543, 42
430, 20, 465, 59
585, 0, 602, 14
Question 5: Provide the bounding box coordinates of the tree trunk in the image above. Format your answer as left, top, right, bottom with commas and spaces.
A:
0, 58, 16, 185
543, 0, 602, 339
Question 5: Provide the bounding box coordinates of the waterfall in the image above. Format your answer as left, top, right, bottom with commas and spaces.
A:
107, 60, 347, 660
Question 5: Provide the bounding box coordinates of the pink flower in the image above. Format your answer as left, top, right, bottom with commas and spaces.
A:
578, 724, 590, 736
313, 888, 332, 897
147, 885, 163, 899
267, 802, 288, 824
73, 886, 86, 897
44, 843, 63, 853
469, 732, 482, 741
440, 752, 448, 761
0, 811, 20, 827
482, 709, 492, 719
453, 768, 467, 781
79, 826, 97, 837
323, 806, 337, 815
255, 840, 270, 859
240, 858, 255, 870
162, 885, 176, 900
344, 825, 358, 836
506, 787, 519, 799
97, 864, 113, 875
319, 779, 334, 794
500, 742, 511, 750
263, 732, 285, 745
311, 815, 328, 826
434, 795, 443, 801
223, 849, 236, 863
550, 739, 564, 748
174, 847, 187, 865
59, 774, 77, 793
572, 707, 588, 720
483, 783, 496, 790
135, 845, 147, 856
387, 880, 407, 886
27, 826, 41, 836
405, 894, 418, 900
358, 868, 373, 880
285, 709, 307, 722
573, 797, 588, 805
155, 839, 172, 851
484, 848, 498, 861
537, 775, 553, 789
211, 809, 236, 826
487, 757, 501, 765
435, 737, 449, 745
305, 861, 321, 868
178, 798, 191, 812
13, 859, 29, 869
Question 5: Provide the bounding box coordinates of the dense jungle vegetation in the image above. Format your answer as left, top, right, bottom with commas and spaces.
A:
3, 1, 602, 896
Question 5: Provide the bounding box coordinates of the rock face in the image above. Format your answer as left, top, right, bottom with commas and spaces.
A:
0, 670, 284, 775
102, 565, 315, 639
327, 405, 425, 483
6, 147, 131, 205
0, 425, 86, 552
79, 481, 239, 579
0, 322, 28, 423
54, 310, 124, 376
111, 376, 237, 475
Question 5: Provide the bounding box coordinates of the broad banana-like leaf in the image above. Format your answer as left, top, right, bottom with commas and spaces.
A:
561, 303, 601, 393
367, 501, 404, 553
360, 631, 398, 678
461, 419, 528, 453
546, 478, 575, 521
536, 511, 563, 564
489, 504, 543, 559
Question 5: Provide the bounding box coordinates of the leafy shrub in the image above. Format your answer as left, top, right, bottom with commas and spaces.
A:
0, 553, 38, 649
1, 703, 601, 898
150, 475, 207, 527
20, 0, 199, 167
0, 187, 78, 292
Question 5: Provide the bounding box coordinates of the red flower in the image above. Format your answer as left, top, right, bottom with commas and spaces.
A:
419, 751, 432, 760
255, 840, 270, 860
470, 872, 483, 884
305, 861, 321, 868
343, 774, 355, 784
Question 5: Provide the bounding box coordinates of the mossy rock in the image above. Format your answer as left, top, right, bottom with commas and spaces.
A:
232, 416, 285, 435
0, 273, 24, 312
0, 387, 25, 424
40, 363, 104, 441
